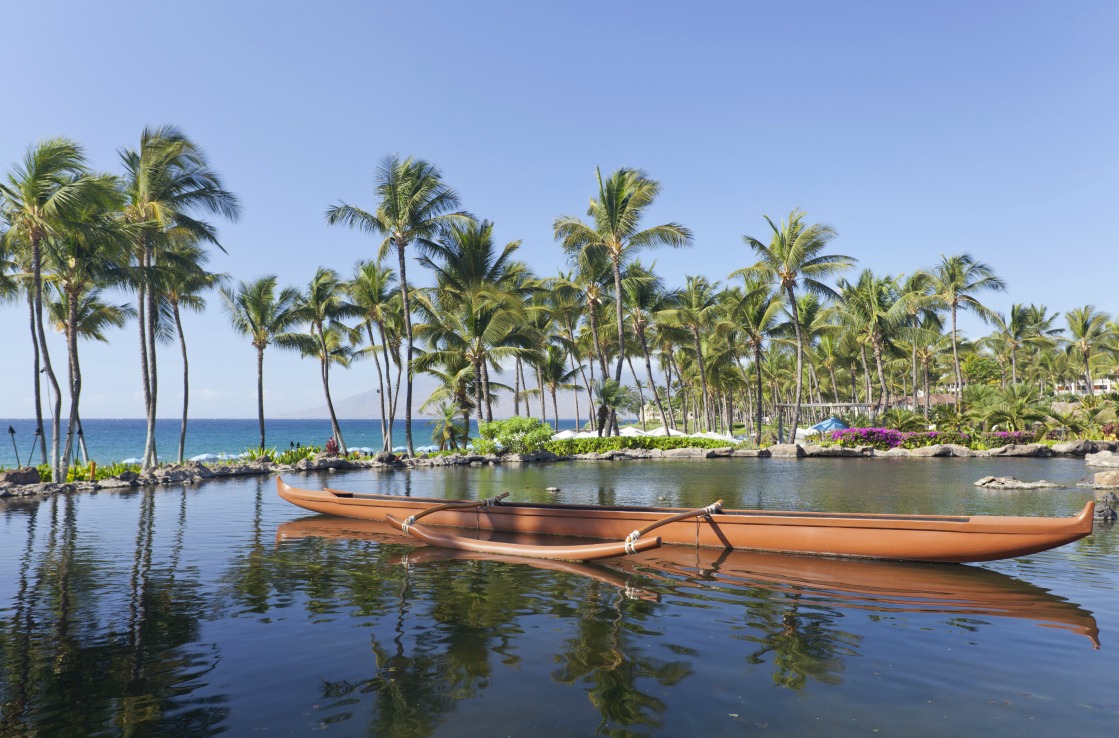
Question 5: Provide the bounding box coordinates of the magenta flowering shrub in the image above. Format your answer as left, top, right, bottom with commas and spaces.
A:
831, 428, 1037, 450
829, 428, 904, 450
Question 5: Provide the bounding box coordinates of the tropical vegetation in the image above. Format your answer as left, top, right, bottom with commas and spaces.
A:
3, 133, 1119, 471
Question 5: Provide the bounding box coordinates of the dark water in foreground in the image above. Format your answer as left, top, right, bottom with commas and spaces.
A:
1, 458, 1116, 737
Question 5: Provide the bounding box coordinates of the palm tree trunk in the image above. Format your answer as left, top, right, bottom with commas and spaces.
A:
922, 359, 931, 418
570, 353, 582, 430
30, 237, 62, 479
551, 387, 560, 432
60, 293, 81, 482
513, 357, 522, 416
626, 356, 647, 430
1083, 350, 1093, 397
173, 302, 188, 464
321, 349, 346, 455
368, 325, 389, 452
27, 293, 47, 464
137, 270, 153, 468
754, 345, 765, 445
537, 365, 546, 419
143, 258, 160, 469
587, 303, 610, 435
1010, 349, 1018, 385
377, 322, 394, 451
482, 361, 494, 422
873, 339, 889, 413
474, 357, 484, 423
692, 328, 710, 432
396, 242, 415, 455
951, 304, 962, 411
256, 346, 266, 450
910, 339, 918, 411
786, 286, 804, 444
860, 345, 873, 413
520, 359, 531, 417
612, 257, 625, 383
76, 415, 89, 464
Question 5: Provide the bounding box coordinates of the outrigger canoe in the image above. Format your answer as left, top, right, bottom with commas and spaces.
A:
275, 515, 1100, 647
276, 478, 1095, 563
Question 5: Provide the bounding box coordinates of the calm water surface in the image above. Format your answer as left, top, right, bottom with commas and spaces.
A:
2, 458, 1116, 737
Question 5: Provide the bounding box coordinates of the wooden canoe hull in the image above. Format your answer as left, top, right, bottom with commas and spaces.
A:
276, 478, 1095, 563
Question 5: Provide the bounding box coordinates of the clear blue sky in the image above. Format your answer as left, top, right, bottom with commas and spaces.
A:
2, 0, 1116, 419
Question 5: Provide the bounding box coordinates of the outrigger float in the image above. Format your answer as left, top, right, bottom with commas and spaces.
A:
276, 478, 1095, 563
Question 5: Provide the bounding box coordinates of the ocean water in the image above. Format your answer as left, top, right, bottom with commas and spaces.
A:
0, 416, 582, 467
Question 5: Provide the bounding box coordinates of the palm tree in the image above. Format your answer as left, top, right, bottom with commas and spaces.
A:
1064, 306, 1115, 397
621, 261, 677, 433
219, 277, 301, 451
161, 236, 226, 462
429, 402, 468, 450
554, 167, 692, 394
837, 270, 907, 414
348, 260, 399, 452
533, 344, 582, 430
718, 279, 783, 444
47, 286, 135, 463
735, 210, 854, 443
657, 276, 721, 431
120, 125, 241, 470
555, 252, 614, 432
923, 253, 1005, 412
289, 267, 361, 455
986, 383, 1048, 432
326, 154, 472, 455
41, 205, 128, 478
0, 138, 120, 478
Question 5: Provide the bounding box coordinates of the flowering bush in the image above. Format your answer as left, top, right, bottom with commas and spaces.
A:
324, 437, 339, 456
831, 428, 1037, 451
1103, 423, 1118, 440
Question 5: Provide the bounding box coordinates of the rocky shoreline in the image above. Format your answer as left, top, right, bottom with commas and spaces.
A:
2, 440, 1118, 500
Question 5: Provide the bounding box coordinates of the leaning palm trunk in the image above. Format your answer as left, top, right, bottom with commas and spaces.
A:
366, 325, 389, 453
872, 340, 889, 412
173, 303, 189, 464
537, 365, 546, 419
587, 305, 610, 436
395, 242, 415, 455
786, 286, 805, 444
143, 247, 161, 470
255, 346, 266, 450
27, 293, 47, 464
60, 293, 82, 482
754, 345, 765, 445
137, 276, 154, 468
320, 352, 346, 455
692, 328, 711, 432
31, 238, 63, 479
551, 387, 560, 432
626, 356, 647, 430
377, 322, 394, 452
951, 304, 963, 411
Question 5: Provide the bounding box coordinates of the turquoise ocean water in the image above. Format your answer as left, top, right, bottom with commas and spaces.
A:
0, 417, 581, 467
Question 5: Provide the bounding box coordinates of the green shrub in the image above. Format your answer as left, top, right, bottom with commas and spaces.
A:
545, 435, 738, 455
477, 417, 554, 454
276, 445, 320, 465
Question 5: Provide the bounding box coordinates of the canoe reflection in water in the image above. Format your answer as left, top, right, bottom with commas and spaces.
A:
275, 516, 1100, 649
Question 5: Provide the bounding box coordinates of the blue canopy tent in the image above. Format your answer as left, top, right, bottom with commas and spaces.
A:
811, 417, 848, 433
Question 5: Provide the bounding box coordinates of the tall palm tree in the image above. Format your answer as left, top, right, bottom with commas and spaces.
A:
1064, 306, 1116, 397
289, 267, 361, 454
326, 154, 472, 455
923, 253, 1005, 412
219, 277, 301, 450
348, 260, 399, 452
554, 253, 614, 432
735, 210, 854, 443
554, 167, 692, 393
120, 125, 241, 470
0, 138, 119, 478
531, 344, 582, 430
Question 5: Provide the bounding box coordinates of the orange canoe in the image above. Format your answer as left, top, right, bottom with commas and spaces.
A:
276, 477, 1095, 563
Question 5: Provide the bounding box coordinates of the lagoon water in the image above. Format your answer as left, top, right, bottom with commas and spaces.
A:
1, 458, 1116, 736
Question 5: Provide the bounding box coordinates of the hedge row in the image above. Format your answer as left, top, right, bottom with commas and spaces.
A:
828, 428, 1037, 451
544, 435, 737, 455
